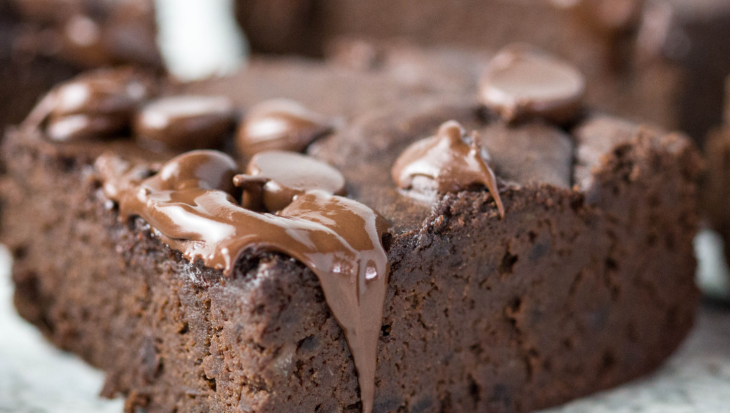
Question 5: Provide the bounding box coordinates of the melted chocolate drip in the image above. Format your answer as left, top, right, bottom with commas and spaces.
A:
392, 120, 505, 218
96, 150, 390, 413
237, 99, 333, 157
479, 44, 585, 124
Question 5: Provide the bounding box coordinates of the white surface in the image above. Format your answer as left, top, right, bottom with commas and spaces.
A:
155, 0, 248, 81
0, 246, 122, 413
696, 229, 730, 301
0, 240, 728, 412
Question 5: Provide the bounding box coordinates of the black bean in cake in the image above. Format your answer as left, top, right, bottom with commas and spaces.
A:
0, 46, 701, 413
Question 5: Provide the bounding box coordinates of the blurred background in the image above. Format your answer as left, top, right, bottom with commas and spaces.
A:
1, 0, 730, 412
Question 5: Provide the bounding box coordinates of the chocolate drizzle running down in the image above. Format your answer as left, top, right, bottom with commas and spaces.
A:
479, 44, 585, 124
392, 120, 505, 218
96, 150, 390, 413
237, 99, 333, 156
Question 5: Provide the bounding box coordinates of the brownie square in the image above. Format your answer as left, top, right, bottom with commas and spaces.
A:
1, 53, 701, 413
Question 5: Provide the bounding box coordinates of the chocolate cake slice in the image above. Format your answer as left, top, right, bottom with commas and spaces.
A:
1, 47, 701, 413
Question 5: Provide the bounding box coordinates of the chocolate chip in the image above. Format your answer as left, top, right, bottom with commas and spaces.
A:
235, 150, 346, 212
134, 95, 236, 151
46, 113, 128, 142
52, 67, 153, 118
392, 120, 505, 218
236, 99, 332, 157
30, 67, 156, 142
478, 44, 585, 124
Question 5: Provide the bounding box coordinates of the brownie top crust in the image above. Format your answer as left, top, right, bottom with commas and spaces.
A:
13, 44, 699, 413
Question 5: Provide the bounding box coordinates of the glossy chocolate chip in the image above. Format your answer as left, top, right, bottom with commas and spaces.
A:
237, 99, 332, 157
52, 67, 153, 118
134, 95, 236, 151
46, 113, 128, 142
479, 45, 585, 124
28, 67, 156, 142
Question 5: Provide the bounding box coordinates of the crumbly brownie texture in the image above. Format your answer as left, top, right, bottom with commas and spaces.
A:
2, 50, 702, 413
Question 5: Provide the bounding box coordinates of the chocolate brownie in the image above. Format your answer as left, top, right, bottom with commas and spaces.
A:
1, 48, 701, 413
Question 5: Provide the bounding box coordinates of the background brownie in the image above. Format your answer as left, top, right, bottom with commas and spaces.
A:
324, 39, 680, 138
702, 79, 730, 270
0, 2, 78, 136
6, 0, 161, 68
236, 0, 730, 144
1, 53, 702, 412
0, 0, 162, 158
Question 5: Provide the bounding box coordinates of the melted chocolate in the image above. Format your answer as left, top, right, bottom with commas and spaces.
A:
96, 150, 390, 413
134, 95, 236, 151
237, 99, 333, 157
479, 44, 585, 124
392, 120, 505, 218
234, 150, 347, 213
